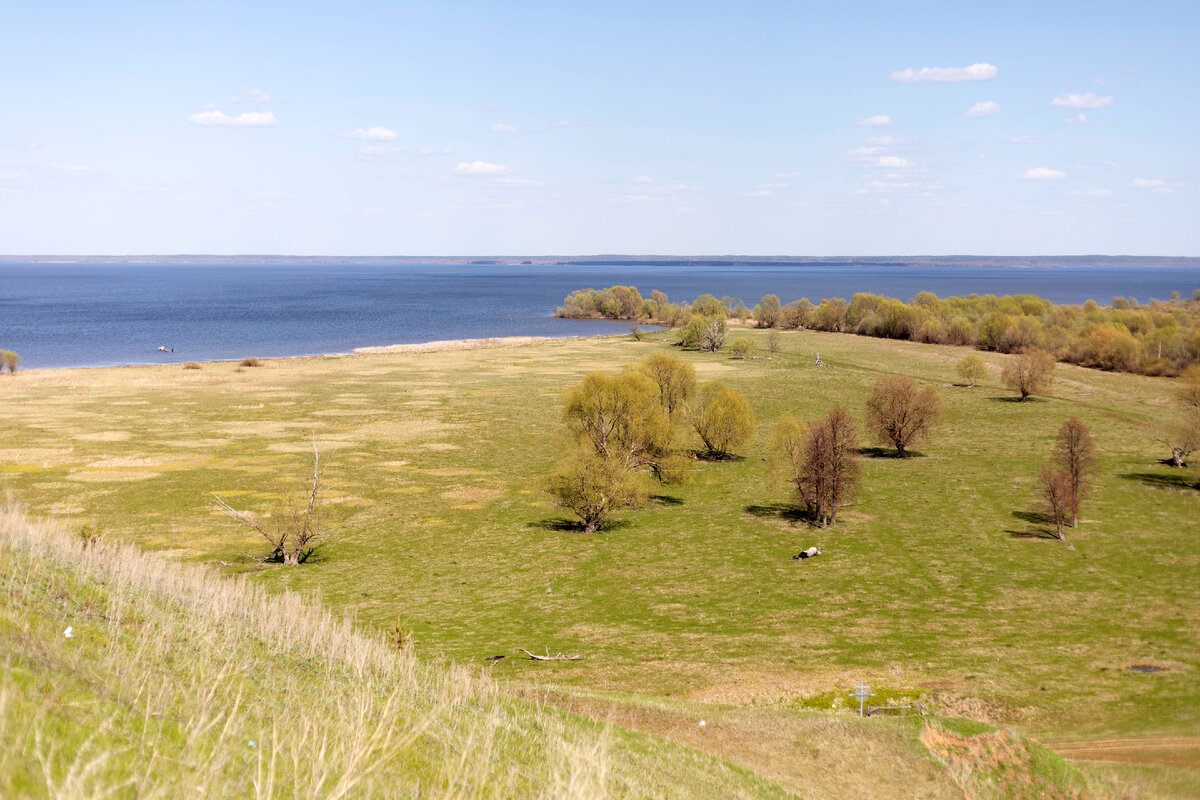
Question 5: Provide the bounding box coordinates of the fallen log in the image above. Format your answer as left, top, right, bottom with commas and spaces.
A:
518, 648, 583, 662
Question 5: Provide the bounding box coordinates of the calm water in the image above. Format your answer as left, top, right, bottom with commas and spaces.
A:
2, 261, 1198, 369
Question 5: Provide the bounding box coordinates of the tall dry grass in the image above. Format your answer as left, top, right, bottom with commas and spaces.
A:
0, 507, 617, 799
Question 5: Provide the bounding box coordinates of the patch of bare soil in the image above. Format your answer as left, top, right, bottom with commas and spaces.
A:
923, 726, 1087, 800
1048, 737, 1200, 770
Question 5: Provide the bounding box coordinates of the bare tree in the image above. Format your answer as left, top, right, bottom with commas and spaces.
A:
1001, 347, 1056, 401
1037, 466, 1072, 540
800, 407, 860, 527
1053, 417, 1097, 528
1158, 365, 1200, 467
864, 374, 942, 457
766, 329, 782, 357
700, 319, 727, 352
214, 437, 331, 565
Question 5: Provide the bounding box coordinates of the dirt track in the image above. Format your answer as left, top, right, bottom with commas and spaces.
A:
1048, 737, 1200, 769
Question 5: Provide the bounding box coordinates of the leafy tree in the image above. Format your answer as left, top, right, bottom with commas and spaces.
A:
768, 414, 807, 494
800, 408, 860, 527
564, 371, 671, 470
753, 294, 781, 327
638, 353, 696, 418
728, 336, 756, 359
956, 354, 987, 386
548, 447, 647, 532
0, 350, 20, 374
687, 381, 756, 458
1001, 347, 1056, 401
691, 294, 727, 318
864, 375, 942, 457
678, 315, 708, 349
1053, 417, 1097, 528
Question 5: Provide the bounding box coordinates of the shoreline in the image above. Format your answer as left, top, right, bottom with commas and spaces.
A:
7, 333, 614, 373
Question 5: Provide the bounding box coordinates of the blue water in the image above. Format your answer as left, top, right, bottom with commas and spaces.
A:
1, 261, 1198, 369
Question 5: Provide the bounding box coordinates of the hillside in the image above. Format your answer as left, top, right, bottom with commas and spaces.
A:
2, 328, 1198, 797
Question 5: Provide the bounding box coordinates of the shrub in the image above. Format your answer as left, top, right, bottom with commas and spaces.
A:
239, 357, 263, 367
956, 354, 987, 386
1001, 347, 1056, 401
728, 336, 756, 359
547, 447, 646, 532
0, 350, 20, 374
183, 362, 202, 370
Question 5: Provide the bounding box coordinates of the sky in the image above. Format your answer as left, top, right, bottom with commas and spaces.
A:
0, 0, 1196, 256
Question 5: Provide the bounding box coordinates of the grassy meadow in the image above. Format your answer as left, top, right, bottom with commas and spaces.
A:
2, 327, 1198, 796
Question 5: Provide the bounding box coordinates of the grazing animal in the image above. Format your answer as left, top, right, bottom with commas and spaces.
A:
793, 546, 820, 560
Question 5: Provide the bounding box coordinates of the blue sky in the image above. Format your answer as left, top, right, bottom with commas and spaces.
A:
1, 0, 1196, 255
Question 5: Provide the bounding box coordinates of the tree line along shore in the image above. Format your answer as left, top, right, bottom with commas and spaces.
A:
556, 285, 1200, 378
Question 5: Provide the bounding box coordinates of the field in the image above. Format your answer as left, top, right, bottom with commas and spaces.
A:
2, 328, 1198, 797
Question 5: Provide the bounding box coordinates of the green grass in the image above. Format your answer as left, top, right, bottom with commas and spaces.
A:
1, 328, 1197, 796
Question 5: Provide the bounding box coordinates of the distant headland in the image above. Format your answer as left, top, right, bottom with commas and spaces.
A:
2, 254, 1198, 267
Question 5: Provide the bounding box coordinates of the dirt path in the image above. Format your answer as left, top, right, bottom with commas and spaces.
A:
1048, 736, 1200, 769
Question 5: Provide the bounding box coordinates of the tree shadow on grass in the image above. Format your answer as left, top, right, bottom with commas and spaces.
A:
650, 494, 684, 506
1006, 510, 1062, 540
690, 450, 748, 463
1120, 471, 1199, 491
858, 447, 928, 459
988, 395, 1045, 403
744, 502, 810, 524
527, 517, 633, 533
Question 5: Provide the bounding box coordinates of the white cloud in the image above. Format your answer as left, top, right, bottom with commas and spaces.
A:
189, 110, 279, 127
336, 126, 398, 141
964, 101, 1000, 118
1011, 135, 1052, 144
773, 171, 803, 179
552, 119, 571, 127
1089, 189, 1114, 197
856, 115, 894, 127
1063, 113, 1109, 127
847, 146, 882, 158
862, 136, 896, 145
455, 160, 507, 175
50, 162, 89, 173
1131, 178, 1173, 194
490, 123, 520, 134
1051, 93, 1113, 109
873, 156, 911, 168
889, 63, 998, 83
230, 88, 271, 104
633, 175, 652, 183
1020, 167, 1067, 180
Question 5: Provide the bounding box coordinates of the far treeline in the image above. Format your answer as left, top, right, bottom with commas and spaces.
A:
556, 285, 1200, 377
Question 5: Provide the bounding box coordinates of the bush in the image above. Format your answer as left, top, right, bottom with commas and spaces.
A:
239, 357, 263, 367
0, 350, 20, 374
864, 375, 943, 457
728, 336, 756, 359
183, 362, 202, 370
956, 354, 987, 386
1001, 347, 1056, 401
547, 448, 646, 532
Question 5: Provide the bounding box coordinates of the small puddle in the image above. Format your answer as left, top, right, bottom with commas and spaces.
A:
1127, 665, 1165, 673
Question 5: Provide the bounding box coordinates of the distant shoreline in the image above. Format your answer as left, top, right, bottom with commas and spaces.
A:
2, 254, 1198, 268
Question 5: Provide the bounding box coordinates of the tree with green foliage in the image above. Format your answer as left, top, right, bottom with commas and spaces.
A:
769, 414, 807, 494
728, 336, 756, 359
687, 381, 756, 458
1053, 417, 1097, 528
678, 315, 708, 349
956, 354, 987, 386
1002, 347, 1056, 401
563, 371, 671, 470
548, 447, 647, 532
753, 295, 781, 328
800, 407, 860, 527
1, 350, 20, 374
864, 375, 943, 457
638, 353, 696, 418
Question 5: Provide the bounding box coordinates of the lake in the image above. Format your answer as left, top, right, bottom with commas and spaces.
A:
2, 261, 1198, 369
